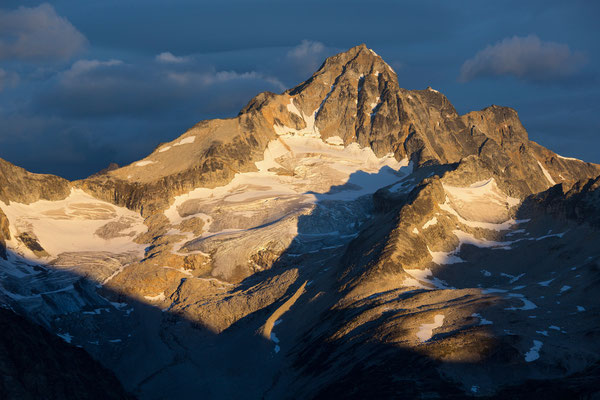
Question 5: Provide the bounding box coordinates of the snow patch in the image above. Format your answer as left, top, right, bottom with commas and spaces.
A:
471, 313, 493, 325
422, 217, 438, 229
144, 292, 166, 302
416, 314, 445, 342
173, 136, 196, 146
557, 154, 581, 162
135, 160, 156, 167
57, 332, 73, 343
440, 179, 522, 231
537, 160, 556, 185
524, 340, 543, 362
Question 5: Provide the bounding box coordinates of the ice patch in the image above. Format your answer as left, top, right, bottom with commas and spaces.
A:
559, 285, 571, 293
577, 306, 586, 312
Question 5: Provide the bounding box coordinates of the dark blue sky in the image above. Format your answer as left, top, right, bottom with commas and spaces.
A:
0, 0, 598, 179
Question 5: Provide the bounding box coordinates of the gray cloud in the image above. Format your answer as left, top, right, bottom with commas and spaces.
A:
36, 56, 286, 118
285, 40, 331, 78
459, 35, 587, 83
0, 3, 87, 62
155, 52, 190, 64
0, 68, 19, 91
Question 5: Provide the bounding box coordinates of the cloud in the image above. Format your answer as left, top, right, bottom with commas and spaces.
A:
285, 40, 330, 77
35, 57, 286, 118
459, 35, 587, 83
166, 69, 284, 90
155, 52, 190, 64
0, 68, 19, 91
0, 3, 87, 62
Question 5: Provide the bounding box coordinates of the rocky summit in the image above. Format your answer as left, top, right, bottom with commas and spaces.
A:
1, 44, 599, 399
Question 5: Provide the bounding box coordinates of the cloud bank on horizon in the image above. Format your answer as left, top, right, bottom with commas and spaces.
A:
0, 1, 598, 179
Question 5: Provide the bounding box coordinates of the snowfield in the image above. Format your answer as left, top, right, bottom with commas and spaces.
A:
0, 189, 147, 260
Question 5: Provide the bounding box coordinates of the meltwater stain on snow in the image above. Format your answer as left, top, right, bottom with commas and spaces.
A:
416, 314, 445, 342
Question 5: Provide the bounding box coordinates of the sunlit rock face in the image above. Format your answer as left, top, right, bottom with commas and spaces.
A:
1, 44, 600, 399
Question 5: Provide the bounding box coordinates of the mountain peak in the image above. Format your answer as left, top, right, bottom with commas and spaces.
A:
315, 43, 393, 79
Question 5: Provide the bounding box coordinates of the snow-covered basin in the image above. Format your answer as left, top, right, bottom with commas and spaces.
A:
0, 188, 147, 259
440, 178, 522, 230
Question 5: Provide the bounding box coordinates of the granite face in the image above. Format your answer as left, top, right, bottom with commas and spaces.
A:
1, 44, 599, 399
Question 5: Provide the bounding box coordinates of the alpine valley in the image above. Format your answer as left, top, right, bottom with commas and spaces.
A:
1, 44, 599, 399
